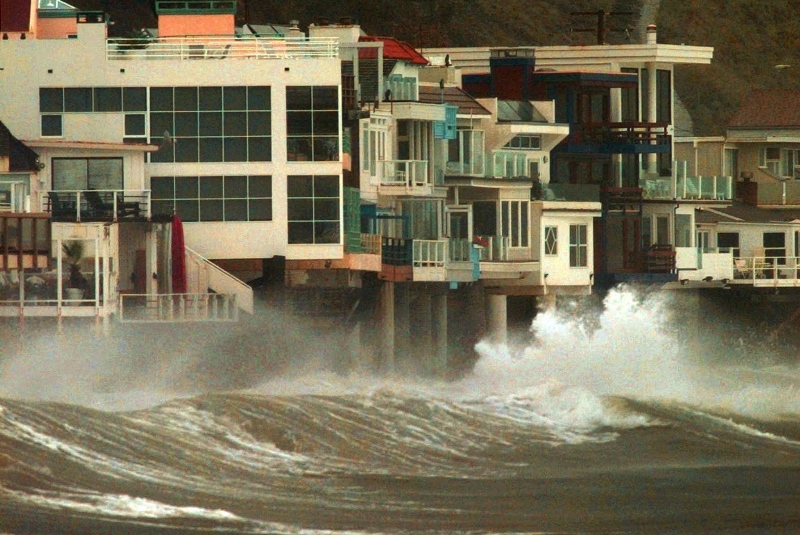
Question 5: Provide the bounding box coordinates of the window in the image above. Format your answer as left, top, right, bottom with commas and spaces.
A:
760, 147, 781, 176
675, 214, 691, 247
717, 232, 740, 258
569, 224, 588, 267
41, 115, 63, 137
656, 69, 671, 123
149, 86, 271, 163
362, 117, 387, 175
620, 68, 639, 122
287, 175, 340, 244
763, 232, 786, 264
503, 135, 541, 150
150, 175, 271, 222
501, 200, 529, 248
544, 226, 558, 256
52, 158, 123, 191
287, 86, 339, 161
448, 129, 485, 175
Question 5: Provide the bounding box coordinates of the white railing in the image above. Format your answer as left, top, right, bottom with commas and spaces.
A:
413, 239, 448, 267
449, 238, 472, 262
185, 246, 253, 314
379, 160, 430, 188
107, 36, 339, 60
733, 256, 800, 285
118, 293, 238, 322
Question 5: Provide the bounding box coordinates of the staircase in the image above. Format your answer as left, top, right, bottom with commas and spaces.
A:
185, 246, 254, 314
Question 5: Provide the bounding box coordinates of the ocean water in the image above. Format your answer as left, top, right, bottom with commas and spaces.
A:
1, 287, 800, 534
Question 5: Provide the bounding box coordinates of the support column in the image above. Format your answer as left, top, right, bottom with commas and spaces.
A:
432, 293, 448, 376
416, 290, 432, 370
379, 281, 395, 372
395, 282, 410, 370
486, 293, 508, 344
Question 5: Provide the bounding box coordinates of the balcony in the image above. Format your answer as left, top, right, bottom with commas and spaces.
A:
675, 175, 732, 201
601, 187, 643, 213
43, 190, 150, 222
475, 235, 509, 262
413, 239, 448, 281
107, 36, 339, 61
377, 160, 439, 196
567, 122, 670, 154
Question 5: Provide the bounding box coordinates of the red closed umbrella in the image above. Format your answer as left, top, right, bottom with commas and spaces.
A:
171, 214, 187, 294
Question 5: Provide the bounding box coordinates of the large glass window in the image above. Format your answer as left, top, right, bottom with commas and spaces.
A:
287, 86, 339, 162
675, 214, 692, 247
569, 224, 588, 267
52, 158, 123, 191
656, 69, 671, 124
620, 68, 639, 122
501, 200, 529, 248
150, 175, 271, 222
149, 86, 271, 163
764, 232, 786, 264
287, 175, 340, 244
448, 130, 485, 176
717, 232, 740, 258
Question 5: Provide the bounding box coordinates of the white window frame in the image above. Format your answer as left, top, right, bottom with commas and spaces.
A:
501, 200, 529, 248
569, 224, 588, 268
544, 225, 558, 256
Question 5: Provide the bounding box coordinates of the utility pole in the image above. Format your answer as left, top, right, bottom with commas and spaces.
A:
571, 9, 634, 45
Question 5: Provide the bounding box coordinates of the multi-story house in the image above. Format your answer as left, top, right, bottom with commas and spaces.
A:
0, 0, 353, 322
676, 90, 800, 288
424, 25, 729, 290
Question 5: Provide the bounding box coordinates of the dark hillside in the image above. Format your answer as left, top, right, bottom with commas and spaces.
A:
66, 0, 800, 136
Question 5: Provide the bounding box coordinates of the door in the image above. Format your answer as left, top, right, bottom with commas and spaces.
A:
447, 207, 471, 262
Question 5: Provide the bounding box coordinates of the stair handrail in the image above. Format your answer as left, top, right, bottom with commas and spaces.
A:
184, 246, 253, 314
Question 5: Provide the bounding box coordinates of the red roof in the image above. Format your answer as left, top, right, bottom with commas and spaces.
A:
729, 90, 800, 128
358, 36, 429, 65
0, 0, 32, 33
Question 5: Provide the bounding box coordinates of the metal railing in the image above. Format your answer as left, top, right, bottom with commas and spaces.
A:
413, 239, 448, 267
107, 35, 339, 60
185, 246, 253, 314
118, 293, 238, 322
571, 122, 670, 146
42, 190, 150, 221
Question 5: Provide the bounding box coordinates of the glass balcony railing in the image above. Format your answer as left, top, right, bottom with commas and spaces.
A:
541, 184, 600, 202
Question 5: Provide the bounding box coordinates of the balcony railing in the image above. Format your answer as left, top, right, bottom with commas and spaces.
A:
119, 293, 238, 322
361, 234, 382, 255
450, 238, 472, 262
570, 122, 669, 146
674, 175, 732, 201
753, 181, 800, 206
382, 237, 413, 266
107, 36, 339, 60
413, 239, 448, 268
43, 190, 150, 222
379, 160, 430, 189
475, 235, 509, 261
540, 184, 600, 202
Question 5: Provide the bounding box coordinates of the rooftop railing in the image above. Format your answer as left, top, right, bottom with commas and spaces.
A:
106, 35, 339, 61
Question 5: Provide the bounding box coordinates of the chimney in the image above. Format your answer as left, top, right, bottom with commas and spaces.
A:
646, 24, 657, 44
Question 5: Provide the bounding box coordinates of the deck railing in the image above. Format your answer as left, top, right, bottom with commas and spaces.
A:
733, 256, 800, 283
413, 239, 448, 267
107, 36, 339, 60
118, 293, 238, 322
571, 122, 669, 146
475, 235, 509, 262
42, 190, 150, 222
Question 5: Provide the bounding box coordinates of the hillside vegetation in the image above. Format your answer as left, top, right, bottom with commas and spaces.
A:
69, 0, 800, 136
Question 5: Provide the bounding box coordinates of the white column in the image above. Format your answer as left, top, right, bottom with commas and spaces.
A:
647, 61, 658, 176
486, 293, 507, 344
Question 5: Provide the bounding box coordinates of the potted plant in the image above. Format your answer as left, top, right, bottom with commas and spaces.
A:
62, 240, 88, 303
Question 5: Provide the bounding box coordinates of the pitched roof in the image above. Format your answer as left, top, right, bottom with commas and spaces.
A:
418, 86, 491, 116
696, 204, 800, 225
359, 36, 429, 65
1, 0, 32, 33
728, 90, 800, 129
